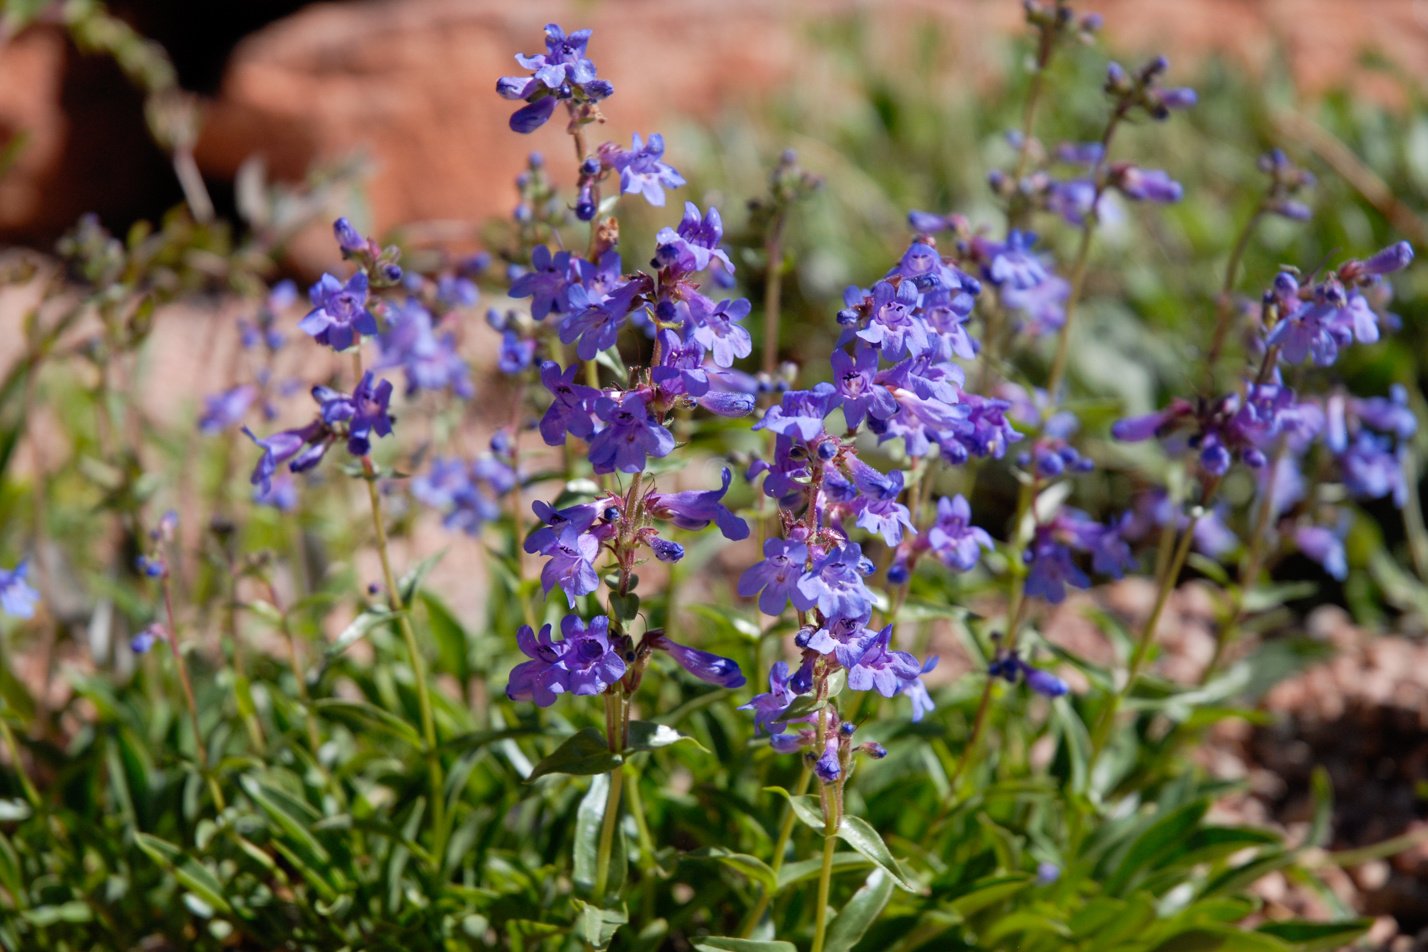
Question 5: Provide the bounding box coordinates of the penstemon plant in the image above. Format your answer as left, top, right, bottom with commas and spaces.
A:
1, 2, 1425, 950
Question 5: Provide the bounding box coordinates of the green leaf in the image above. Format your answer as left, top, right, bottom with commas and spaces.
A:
682, 848, 778, 894
945, 874, 1032, 918
1146, 927, 1289, 952
134, 832, 233, 915
574, 773, 610, 894
776, 852, 872, 891
527, 728, 622, 782
693, 939, 797, 952
420, 590, 471, 684
1254, 919, 1371, 951
322, 608, 399, 667
315, 699, 422, 748
610, 591, 640, 622
572, 898, 627, 949
1105, 800, 1209, 894
824, 868, 894, 952
836, 816, 917, 892
763, 787, 825, 832
627, 720, 708, 754
397, 549, 447, 604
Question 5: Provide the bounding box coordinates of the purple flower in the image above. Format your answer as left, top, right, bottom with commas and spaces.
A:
644, 467, 750, 541
655, 202, 734, 276
651, 633, 745, 688
739, 660, 803, 735
795, 542, 875, 624
830, 344, 897, 429
650, 537, 685, 562
314, 372, 395, 457
559, 615, 626, 695
510, 245, 577, 321
857, 280, 930, 359
1019, 661, 1069, 698
199, 385, 256, 434
538, 361, 601, 446
688, 296, 753, 369
299, 272, 380, 352
1024, 532, 1089, 604
499, 329, 535, 374
846, 626, 936, 720
507, 622, 566, 707
1112, 166, 1183, 203
1338, 431, 1407, 507
536, 523, 601, 607
927, 495, 994, 571
738, 538, 810, 615
130, 624, 162, 655
804, 616, 880, 669
413, 457, 513, 536
815, 736, 842, 783
243, 421, 330, 494
754, 384, 836, 441
0, 561, 39, 619
588, 390, 675, 474
980, 231, 1048, 290
496, 24, 613, 134
1296, 524, 1348, 581
376, 301, 473, 397
602, 133, 685, 206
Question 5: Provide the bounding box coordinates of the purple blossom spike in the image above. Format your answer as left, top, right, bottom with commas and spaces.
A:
588, 390, 675, 474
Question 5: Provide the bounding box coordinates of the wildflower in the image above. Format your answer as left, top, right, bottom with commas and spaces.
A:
655, 202, 734, 276
0, 561, 39, 619
496, 23, 614, 134
601, 132, 685, 206
926, 495, 994, 572
299, 272, 380, 352
650, 633, 745, 688
644, 467, 750, 541
794, 542, 875, 624
199, 385, 256, 433
510, 245, 577, 321
739, 661, 802, 735
538, 361, 601, 445
738, 538, 810, 615
313, 372, 396, 457
376, 301, 473, 397
588, 390, 676, 474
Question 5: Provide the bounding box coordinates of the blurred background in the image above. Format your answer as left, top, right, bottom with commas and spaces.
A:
4, 0, 1428, 945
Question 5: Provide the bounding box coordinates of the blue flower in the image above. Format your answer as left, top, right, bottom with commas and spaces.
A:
510, 245, 577, 321
754, 384, 836, 442
538, 361, 601, 446
651, 633, 745, 688
794, 542, 875, 624
507, 622, 566, 707
375, 300, 473, 397
846, 626, 936, 720
738, 538, 810, 616
602, 132, 685, 206
644, 467, 749, 541
738, 660, 802, 735
830, 344, 897, 429
314, 372, 395, 457
588, 390, 675, 474
199, 385, 256, 434
496, 24, 613, 134
688, 296, 753, 369
926, 495, 994, 572
655, 202, 734, 276
0, 561, 39, 619
536, 523, 602, 607
299, 272, 380, 352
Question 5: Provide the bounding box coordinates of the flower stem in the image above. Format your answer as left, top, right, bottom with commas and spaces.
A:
593, 691, 626, 902
162, 579, 225, 811
361, 457, 446, 867
738, 762, 812, 937
810, 805, 838, 952
761, 210, 788, 379
0, 715, 40, 809
1088, 488, 1214, 766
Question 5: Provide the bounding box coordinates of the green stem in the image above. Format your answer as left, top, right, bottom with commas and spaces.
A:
0, 716, 40, 809
361, 457, 446, 866
738, 763, 812, 937
593, 692, 626, 902
810, 808, 838, 952
762, 211, 788, 379
162, 579, 225, 811
1088, 491, 1213, 766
